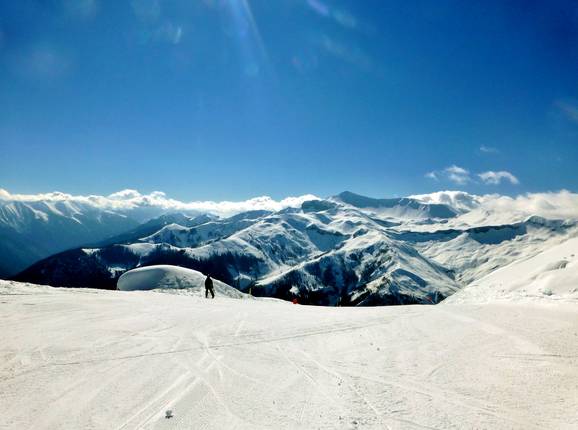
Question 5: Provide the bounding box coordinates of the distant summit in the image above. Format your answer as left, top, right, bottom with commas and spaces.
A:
331, 191, 458, 219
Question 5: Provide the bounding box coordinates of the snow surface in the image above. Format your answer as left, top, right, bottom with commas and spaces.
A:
1, 280, 577, 429
117, 265, 250, 299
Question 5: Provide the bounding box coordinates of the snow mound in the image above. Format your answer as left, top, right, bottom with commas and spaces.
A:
117, 265, 249, 299
445, 236, 578, 304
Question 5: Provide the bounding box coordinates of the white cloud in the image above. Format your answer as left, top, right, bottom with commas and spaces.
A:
409, 190, 485, 212
445, 165, 470, 184
0, 189, 319, 218
426, 165, 471, 185
413, 190, 578, 223
427, 165, 520, 186
479, 145, 499, 154
473, 190, 578, 221
478, 171, 519, 185
3, 188, 578, 224
444, 165, 467, 174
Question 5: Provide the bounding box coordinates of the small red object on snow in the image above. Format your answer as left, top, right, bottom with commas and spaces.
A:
292, 298, 299, 304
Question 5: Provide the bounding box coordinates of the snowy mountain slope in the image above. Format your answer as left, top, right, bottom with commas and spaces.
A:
126, 203, 461, 304
93, 213, 216, 248
1, 280, 577, 429
0, 187, 271, 278
10, 190, 578, 307
253, 227, 459, 305
0, 198, 215, 280
140, 211, 268, 249
445, 235, 578, 304
330, 191, 459, 219
0, 200, 139, 277
14, 200, 462, 304
393, 216, 578, 285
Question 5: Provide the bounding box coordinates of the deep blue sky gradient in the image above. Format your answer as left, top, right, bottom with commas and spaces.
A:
1, 0, 577, 200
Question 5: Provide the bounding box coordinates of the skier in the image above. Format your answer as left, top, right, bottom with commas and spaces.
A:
205, 274, 215, 299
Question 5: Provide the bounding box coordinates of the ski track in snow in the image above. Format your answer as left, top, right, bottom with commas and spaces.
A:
0, 281, 577, 429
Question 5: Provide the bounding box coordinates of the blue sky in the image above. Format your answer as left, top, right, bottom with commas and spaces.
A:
1, 0, 577, 201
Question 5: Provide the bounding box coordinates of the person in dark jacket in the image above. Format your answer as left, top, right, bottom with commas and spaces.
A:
205, 274, 215, 299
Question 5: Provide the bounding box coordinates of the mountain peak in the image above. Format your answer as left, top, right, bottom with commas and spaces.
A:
331, 191, 458, 219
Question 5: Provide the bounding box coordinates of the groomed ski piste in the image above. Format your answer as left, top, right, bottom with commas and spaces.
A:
1, 262, 577, 429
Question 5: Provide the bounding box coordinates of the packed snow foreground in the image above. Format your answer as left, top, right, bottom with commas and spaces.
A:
1, 267, 577, 429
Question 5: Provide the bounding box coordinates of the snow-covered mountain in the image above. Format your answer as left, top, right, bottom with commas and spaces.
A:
13, 196, 460, 303
330, 191, 460, 219
0, 188, 316, 278
0, 200, 141, 278
445, 234, 578, 304
13, 190, 578, 306
0, 194, 227, 278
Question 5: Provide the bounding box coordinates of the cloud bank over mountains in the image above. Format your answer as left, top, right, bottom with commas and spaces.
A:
409, 191, 485, 212
411, 189, 578, 221
426, 165, 519, 186
2, 188, 578, 221
0, 189, 319, 218
478, 171, 520, 185
473, 190, 578, 221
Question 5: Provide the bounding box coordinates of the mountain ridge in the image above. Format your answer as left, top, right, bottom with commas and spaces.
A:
11, 191, 577, 306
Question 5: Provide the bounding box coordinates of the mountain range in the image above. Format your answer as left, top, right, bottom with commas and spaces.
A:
0, 199, 140, 277
5, 190, 577, 305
